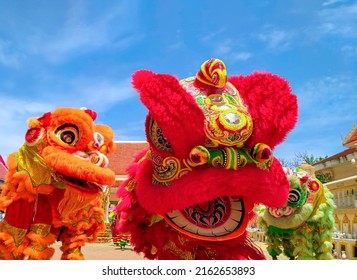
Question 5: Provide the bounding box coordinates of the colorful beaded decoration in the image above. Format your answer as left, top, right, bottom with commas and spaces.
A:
180, 58, 253, 148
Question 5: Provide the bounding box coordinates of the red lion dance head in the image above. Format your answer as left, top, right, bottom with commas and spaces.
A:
116, 58, 298, 260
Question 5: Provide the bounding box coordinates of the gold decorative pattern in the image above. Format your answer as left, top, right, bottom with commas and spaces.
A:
30, 223, 51, 236
2, 220, 27, 247
180, 77, 253, 148
163, 239, 196, 260
152, 152, 193, 184
148, 118, 173, 153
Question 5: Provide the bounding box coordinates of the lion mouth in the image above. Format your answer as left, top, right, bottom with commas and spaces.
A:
58, 174, 103, 193
268, 206, 295, 217
164, 196, 251, 241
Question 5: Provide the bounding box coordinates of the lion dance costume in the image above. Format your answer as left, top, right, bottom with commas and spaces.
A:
0, 107, 115, 260
258, 167, 336, 260
115, 58, 298, 260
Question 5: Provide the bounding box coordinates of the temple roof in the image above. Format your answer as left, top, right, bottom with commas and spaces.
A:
107, 141, 149, 175
342, 121, 357, 148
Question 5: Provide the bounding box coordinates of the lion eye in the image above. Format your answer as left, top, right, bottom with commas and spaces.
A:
287, 188, 304, 208
94, 132, 104, 146
55, 124, 80, 145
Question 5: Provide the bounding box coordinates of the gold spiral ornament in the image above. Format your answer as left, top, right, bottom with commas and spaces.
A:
195, 58, 227, 89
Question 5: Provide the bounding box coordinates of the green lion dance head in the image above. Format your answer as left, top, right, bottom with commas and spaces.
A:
259, 167, 336, 260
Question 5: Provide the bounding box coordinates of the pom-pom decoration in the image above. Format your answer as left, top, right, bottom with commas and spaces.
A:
194, 58, 227, 91
188, 145, 210, 166
308, 179, 320, 193
25, 127, 44, 146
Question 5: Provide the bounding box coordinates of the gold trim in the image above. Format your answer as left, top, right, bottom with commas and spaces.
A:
2, 220, 27, 246
30, 223, 51, 236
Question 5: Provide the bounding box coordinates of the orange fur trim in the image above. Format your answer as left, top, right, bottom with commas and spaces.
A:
25, 230, 56, 259
27, 117, 43, 129
6, 171, 38, 202
0, 243, 14, 259
61, 248, 84, 260
58, 187, 101, 222
24, 246, 55, 260
27, 231, 57, 245
60, 233, 87, 260
0, 226, 29, 259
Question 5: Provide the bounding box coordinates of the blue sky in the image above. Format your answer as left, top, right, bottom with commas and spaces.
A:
0, 0, 357, 164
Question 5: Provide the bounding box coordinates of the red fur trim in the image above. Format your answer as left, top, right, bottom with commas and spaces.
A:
228, 73, 298, 149
132, 69, 155, 89
134, 158, 289, 215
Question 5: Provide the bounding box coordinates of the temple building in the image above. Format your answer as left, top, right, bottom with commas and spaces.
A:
314, 121, 357, 260
107, 141, 149, 205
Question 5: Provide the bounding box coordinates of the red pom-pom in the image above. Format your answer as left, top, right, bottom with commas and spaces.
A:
25, 127, 43, 145
308, 180, 320, 192
84, 108, 97, 121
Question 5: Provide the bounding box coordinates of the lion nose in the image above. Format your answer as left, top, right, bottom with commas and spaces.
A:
88, 151, 109, 167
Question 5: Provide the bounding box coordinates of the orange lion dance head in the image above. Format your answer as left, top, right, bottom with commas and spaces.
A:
0, 107, 115, 260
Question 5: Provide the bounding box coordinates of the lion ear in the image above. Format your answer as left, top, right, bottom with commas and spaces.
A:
132, 70, 206, 159
27, 112, 52, 129
228, 72, 298, 149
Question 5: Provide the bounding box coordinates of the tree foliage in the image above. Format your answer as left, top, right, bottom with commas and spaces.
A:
277, 152, 330, 183
277, 152, 328, 169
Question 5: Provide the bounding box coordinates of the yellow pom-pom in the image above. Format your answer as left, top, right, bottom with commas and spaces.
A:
188, 146, 210, 166
251, 143, 272, 163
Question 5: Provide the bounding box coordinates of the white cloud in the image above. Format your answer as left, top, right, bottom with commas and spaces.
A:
56, 77, 137, 112
276, 74, 357, 161
0, 95, 54, 160
341, 45, 357, 57
317, 2, 357, 37
200, 28, 226, 43
231, 52, 252, 61
114, 120, 146, 142
0, 74, 138, 160
322, 0, 344, 6
258, 29, 293, 49
41, 20, 127, 61
209, 38, 252, 63
1, 0, 140, 64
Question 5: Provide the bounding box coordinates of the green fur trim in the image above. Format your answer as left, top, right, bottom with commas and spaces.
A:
268, 226, 297, 234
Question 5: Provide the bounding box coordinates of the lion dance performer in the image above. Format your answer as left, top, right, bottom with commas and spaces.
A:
258, 167, 336, 260
109, 208, 130, 249
115, 58, 298, 260
0, 107, 115, 260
